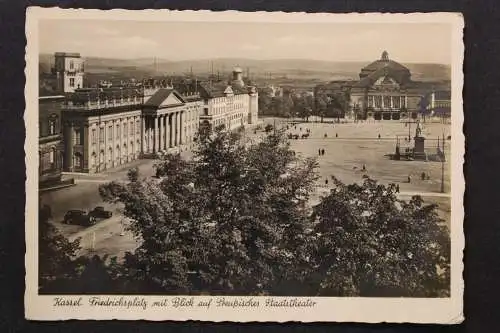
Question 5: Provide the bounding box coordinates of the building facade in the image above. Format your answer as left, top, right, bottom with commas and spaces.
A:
59, 69, 258, 174
39, 96, 65, 186
195, 67, 259, 131
315, 51, 451, 120
61, 88, 144, 173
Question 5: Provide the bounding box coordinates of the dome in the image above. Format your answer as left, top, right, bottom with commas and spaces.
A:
359, 51, 410, 80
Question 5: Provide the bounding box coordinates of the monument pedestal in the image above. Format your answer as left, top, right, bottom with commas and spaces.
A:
413, 136, 427, 160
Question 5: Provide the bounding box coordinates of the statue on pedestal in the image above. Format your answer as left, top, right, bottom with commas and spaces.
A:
415, 120, 422, 138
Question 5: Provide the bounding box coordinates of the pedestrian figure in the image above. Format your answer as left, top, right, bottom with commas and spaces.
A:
294, 125, 296, 130
300, 127, 302, 131
408, 175, 412, 183
421, 172, 426, 180
396, 184, 400, 193
318, 149, 321, 156
362, 164, 366, 172
321, 149, 325, 156
324, 133, 327, 138
325, 179, 329, 186
336, 133, 338, 138
378, 134, 381, 139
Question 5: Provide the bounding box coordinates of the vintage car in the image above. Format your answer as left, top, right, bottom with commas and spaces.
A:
63, 210, 96, 226
89, 206, 113, 219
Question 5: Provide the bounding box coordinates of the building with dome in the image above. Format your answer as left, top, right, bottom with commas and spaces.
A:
314, 51, 450, 120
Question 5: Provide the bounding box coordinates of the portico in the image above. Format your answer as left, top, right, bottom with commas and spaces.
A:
142, 109, 184, 154
142, 88, 194, 156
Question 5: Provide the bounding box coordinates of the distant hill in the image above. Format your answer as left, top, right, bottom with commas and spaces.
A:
39, 54, 451, 82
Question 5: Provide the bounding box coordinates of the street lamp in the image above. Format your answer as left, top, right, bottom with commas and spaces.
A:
440, 132, 445, 193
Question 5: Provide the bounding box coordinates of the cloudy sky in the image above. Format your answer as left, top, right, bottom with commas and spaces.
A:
39, 19, 452, 64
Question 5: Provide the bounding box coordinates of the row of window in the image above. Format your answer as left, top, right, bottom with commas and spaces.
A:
367, 95, 407, 108
88, 120, 141, 145
89, 144, 141, 169
68, 77, 82, 88
68, 60, 84, 72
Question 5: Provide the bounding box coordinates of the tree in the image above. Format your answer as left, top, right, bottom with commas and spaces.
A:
309, 178, 450, 297
38, 204, 119, 293
315, 94, 328, 123
258, 93, 273, 116
39, 204, 82, 293
293, 94, 313, 122
99, 127, 319, 295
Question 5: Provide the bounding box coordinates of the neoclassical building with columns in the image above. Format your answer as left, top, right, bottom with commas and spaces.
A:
60, 69, 258, 173
314, 51, 450, 120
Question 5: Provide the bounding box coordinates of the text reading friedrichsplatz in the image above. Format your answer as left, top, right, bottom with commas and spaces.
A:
88, 296, 147, 310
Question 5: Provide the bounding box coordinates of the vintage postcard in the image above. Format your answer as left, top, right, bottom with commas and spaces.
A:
25, 8, 464, 323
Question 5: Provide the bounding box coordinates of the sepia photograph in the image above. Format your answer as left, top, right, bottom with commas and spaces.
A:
25, 8, 464, 322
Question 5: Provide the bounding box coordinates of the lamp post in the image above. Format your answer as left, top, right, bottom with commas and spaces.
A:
440, 132, 445, 193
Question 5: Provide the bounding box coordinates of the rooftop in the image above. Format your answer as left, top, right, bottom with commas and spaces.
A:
359, 51, 411, 80
54, 52, 81, 58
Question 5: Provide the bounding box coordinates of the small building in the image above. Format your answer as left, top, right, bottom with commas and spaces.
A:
54, 52, 85, 93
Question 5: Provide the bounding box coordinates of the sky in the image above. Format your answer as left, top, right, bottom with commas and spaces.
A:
39, 19, 452, 64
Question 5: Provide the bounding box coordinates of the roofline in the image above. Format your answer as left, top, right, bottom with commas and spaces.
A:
54, 52, 81, 58
39, 95, 66, 100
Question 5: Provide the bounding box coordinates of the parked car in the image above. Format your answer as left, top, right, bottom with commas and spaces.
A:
89, 206, 113, 219
63, 210, 96, 226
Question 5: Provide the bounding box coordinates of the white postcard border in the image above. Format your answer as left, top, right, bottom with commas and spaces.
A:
25, 7, 465, 323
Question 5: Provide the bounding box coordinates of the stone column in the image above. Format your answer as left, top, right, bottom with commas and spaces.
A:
164, 113, 170, 149
169, 114, 174, 147
141, 116, 146, 154
174, 112, 179, 146
390, 96, 394, 109
148, 118, 153, 153
154, 116, 159, 153
179, 112, 183, 145
64, 121, 74, 171
159, 115, 164, 151
381, 95, 385, 109
83, 124, 89, 172
111, 120, 116, 167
